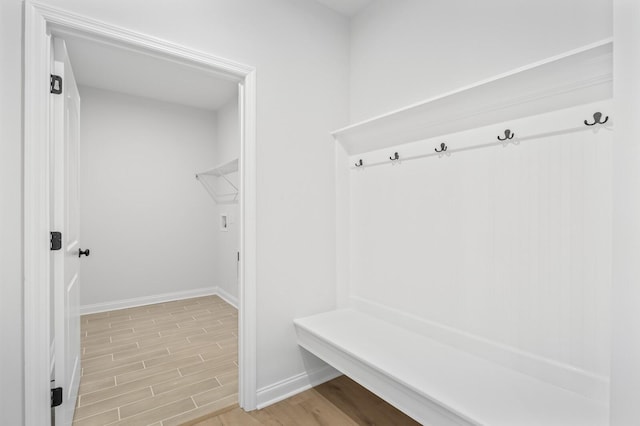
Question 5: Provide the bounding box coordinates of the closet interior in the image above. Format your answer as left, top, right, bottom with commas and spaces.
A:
61, 32, 243, 424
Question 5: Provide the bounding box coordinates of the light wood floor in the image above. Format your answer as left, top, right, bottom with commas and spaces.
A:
191, 375, 420, 426
74, 295, 238, 426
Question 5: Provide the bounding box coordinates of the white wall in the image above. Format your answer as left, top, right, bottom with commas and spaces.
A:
611, 0, 640, 423
215, 96, 240, 303
350, 0, 613, 122
79, 87, 219, 307
4, 0, 349, 415
216, 96, 240, 165
0, 0, 25, 423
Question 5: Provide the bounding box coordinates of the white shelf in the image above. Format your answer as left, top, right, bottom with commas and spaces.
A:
332, 39, 612, 155
196, 158, 238, 177
295, 309, 609, 426
196, 158, 239, 204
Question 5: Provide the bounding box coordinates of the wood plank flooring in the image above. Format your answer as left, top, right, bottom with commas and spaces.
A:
191, 376, 420, 426
75, 297, 417, 425
74, 295, 238, 426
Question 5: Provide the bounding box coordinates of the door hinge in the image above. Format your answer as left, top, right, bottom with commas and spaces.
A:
237, 251, 240, 262
50, 74, 62, 94
50, 231, 62, 251
51, 387, 63, 408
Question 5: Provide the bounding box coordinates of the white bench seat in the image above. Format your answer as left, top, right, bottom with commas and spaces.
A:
294, 309, 608, 426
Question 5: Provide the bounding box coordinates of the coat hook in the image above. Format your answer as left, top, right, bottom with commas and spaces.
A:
497, 129, 515, 141
435, 142, 448, 153
390, 152, 399, 161
584, 112, 609, 126
355, 159, 363, 167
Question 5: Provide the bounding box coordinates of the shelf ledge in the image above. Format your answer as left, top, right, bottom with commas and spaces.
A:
332, 39, 612, 155
195, 158, 238, 178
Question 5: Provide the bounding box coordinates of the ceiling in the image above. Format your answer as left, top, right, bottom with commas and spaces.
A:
313, 0, 372, 17
63, 36, 238, 111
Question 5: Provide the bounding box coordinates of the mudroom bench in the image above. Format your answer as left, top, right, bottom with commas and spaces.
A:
294, 309, 608, 426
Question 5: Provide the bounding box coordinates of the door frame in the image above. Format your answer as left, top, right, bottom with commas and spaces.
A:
23, 2, 258, 424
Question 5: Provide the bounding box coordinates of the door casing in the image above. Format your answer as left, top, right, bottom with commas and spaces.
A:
24, 3, 258, 425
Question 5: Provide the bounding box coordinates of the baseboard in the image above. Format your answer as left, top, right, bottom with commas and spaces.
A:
80, 287, 219, 315
256, 364, 342, 409
216, 285, 239, 309
350, 296, 609, 404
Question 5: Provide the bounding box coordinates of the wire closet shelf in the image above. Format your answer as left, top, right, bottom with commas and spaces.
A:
195, 158, 239, 204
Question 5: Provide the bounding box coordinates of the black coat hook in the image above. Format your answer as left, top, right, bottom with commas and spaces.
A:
355, 159, 363, 167
497, 129, 515, 141
435, 142, 448, 153
584, 112, 609, 126
390, 152, 399, 161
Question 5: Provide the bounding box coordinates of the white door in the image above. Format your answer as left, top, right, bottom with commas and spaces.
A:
51, 38, 82, 426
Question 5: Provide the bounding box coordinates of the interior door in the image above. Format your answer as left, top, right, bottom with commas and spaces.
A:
51, 37, 82, 426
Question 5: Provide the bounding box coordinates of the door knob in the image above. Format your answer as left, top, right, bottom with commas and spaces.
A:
79, 248, 90, 258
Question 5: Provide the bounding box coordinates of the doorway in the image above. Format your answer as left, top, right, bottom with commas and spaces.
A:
24, 3, 257, 425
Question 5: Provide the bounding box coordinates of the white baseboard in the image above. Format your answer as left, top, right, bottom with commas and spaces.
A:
80, 287, 219, 315
256, 364, 342, 409
350, 296, 609, 404
216, 285, 239, 309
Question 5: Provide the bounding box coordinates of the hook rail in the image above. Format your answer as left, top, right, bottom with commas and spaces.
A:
351, 114, 612, 170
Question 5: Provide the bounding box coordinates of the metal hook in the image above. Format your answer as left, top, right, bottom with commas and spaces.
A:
355, 159, 363, 167
434, 142, 448, 153
497, 129, 515, 141
584, 112, 609, 126
390, 152, 400, 161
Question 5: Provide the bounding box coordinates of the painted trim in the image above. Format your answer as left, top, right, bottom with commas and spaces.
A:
23, 3, 259, 424
334, 143, 351, 309
50, 341, 55, 377
238, 71, 258, 411
24, 4, 53, 424
256, 365, 342, 410
31, 2, 253, 79
611, 1, 640, 424
348, 99, 613, 169
350, 296, 610, 403
79, 287, 219, 315
216, 286, 239, 309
